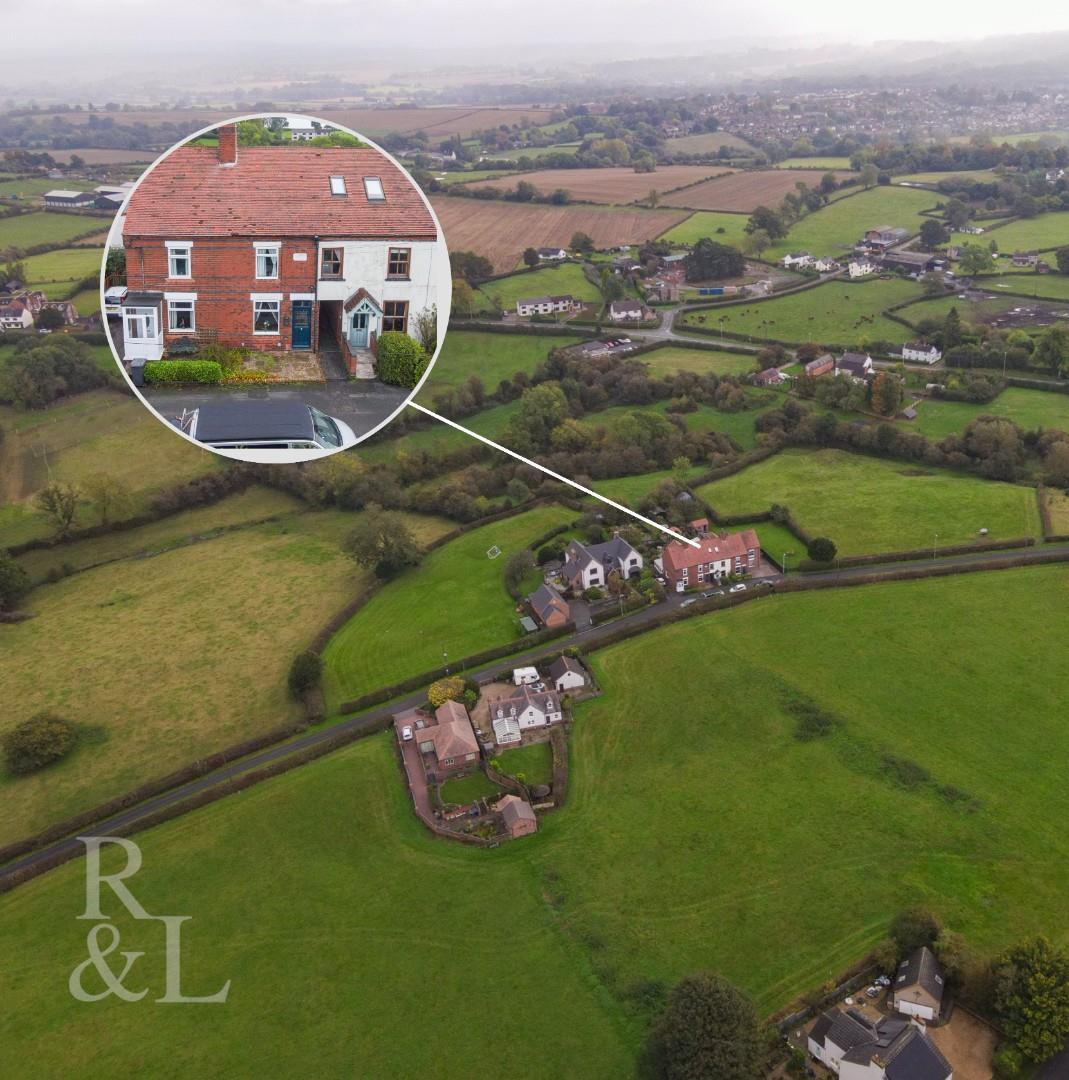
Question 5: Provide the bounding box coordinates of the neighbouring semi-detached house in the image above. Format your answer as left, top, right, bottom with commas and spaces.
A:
120, 124, 443, 376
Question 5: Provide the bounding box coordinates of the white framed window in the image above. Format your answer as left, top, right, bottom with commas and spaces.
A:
167, 299, 195, 332
255, 243, 280, 279
166, 242, 191, 278
363, 176, 385, 201
251, 295, 281, 334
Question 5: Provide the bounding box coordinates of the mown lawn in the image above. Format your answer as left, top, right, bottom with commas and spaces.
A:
910, 388, 1069, 440
761, 186, 938, 261
642, 345, 756, 378
322, 504, 576, 708
535, 564, 1069, 1011
495, 740, 554, 787
696, 448, 1040, 555
0, 737, 637, 1078
0, 506, 452, 846
474, 263, 602, 313
679, 278, 921, 347
0, 211, 104, 248
440, 770, 503, 805
417, 329, 576, 399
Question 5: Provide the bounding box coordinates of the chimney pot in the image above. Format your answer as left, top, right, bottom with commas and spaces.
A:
218, 125, 238, 167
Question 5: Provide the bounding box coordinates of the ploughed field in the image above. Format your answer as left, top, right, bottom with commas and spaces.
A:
431, 197, 690, 272
660, 169, 855, 212
466, 165, 735, 204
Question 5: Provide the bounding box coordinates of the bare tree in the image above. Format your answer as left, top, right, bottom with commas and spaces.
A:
34, 481, 80, 538
412, 304, 438, 352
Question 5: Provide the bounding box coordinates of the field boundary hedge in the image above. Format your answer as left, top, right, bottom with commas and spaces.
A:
797, 535, 1036, 571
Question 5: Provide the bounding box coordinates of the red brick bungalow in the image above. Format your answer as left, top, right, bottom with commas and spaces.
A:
120, 125, 442, 375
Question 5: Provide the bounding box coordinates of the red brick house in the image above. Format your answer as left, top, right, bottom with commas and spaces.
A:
120, 125, 444, 375
661, 529, 760, 591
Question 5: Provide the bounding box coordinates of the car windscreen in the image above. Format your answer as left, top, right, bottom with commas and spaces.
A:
309, 407, 342, 448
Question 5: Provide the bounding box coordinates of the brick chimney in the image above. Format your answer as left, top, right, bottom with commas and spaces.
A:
218, 125, 237, 167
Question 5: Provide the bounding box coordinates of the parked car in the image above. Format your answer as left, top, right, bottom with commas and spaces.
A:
876, 975, 891, 987
729, 583, 747, 594
400, 726, 413, 742
103, 285, 127, 316
680, 597, 698, 608
178, 400, 358, 457
700, 589, 723, 598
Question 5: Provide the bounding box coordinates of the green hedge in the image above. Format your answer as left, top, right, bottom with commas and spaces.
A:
143, 360, 223, 384
376, 332, 428, 388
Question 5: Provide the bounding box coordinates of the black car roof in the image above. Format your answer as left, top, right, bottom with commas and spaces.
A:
194, 400, 314, 442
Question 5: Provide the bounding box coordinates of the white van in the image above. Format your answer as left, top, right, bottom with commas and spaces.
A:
512, 666, 539, 686
103, 286, 127, 317
178, 400, 357, 455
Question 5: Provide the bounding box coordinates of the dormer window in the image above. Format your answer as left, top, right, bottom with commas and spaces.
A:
363, 176, 385, 201
329, 176, 346, 196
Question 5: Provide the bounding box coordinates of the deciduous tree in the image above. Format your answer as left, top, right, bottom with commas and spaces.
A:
343, 505, 423, 579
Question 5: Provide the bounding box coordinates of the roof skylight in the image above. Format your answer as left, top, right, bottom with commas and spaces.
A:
329, 176, 347, 196
363, 176, 385, 201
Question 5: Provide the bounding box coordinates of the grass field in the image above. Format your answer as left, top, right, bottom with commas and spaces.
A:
696, 448, 1040, 554
663, 131, 755, 155
21, 246, 102, 288
900, 292, 1069, 329
0, 736, 637, 1078
982, 212, 1069, 251
430, 197, 690, 272
642, 345, 757, 378
970, 272, 1069, 301
661, 169, 855, 213
470, 165, 733, 204
539, 564, 1069, 1009
4, 565, 1069, 1072
657, 209, 752, 246
436, 168, 513, 186
322, 504, 575, 708
760, 187, 938, 261
896, 169, 1005, 185
0, 211, 106, 250
0, 177, 85, 198
580, 398, 775, 452
69, 287, 101, 316
909, 387, 1069, 440
417, 329, 574, 399
0, 505, 452, 846
679, 278, 922, 346
360, 399, 521, 463
0, 392, 218, 547
777, 157, 854, 170
474, 263, 602, 313
1047, 490, 1069, 533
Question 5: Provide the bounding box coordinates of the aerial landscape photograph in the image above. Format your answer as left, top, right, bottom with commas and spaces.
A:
2, 2, 1069, 1077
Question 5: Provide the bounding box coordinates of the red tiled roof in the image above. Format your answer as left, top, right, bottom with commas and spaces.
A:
662, 529, 760, 574
123, 144, 437, 240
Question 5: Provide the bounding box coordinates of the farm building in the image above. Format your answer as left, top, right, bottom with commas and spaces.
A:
880, 250, 938, 274
660, 529, 760, 592
805, 353, 836, 378
781, 251, 813, 269
753, 367, 790, 387
837, 351, 873, 381
119, 124, 446, 376
42, 189, 96, 209
863, 225, 910, 251
537, 247, 567, 261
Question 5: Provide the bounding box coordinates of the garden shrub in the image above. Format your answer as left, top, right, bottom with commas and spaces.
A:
427, 675, 466, 708
376, 332, 428, 388
3, 713, 77, 775
143, 360, 223, 385
166, 340, 198, 358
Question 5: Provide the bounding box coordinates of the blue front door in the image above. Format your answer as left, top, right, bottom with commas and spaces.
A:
350, 311, 369, 348
291, 301, 312, 349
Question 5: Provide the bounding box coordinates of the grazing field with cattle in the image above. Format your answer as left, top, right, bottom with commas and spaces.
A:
467, 165, 735, 204
430, 197, 690, 272
660, 169, 855, 212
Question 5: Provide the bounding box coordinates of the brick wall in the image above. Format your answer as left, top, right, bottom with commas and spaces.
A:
124, 235, 319, 352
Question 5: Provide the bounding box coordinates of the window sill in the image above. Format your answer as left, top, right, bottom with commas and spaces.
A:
253, 330, 281, 336
167, 329, 196, 334
318, 275, 344, 281
386, 275, 411, 282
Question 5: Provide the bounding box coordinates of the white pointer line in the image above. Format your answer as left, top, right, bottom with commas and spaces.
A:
411, 403, 701, 549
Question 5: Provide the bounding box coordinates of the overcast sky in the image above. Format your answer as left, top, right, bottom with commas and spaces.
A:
6, 1, 1069, 90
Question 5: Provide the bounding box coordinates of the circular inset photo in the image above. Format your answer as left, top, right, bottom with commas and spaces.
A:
101, 114, 450, 462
